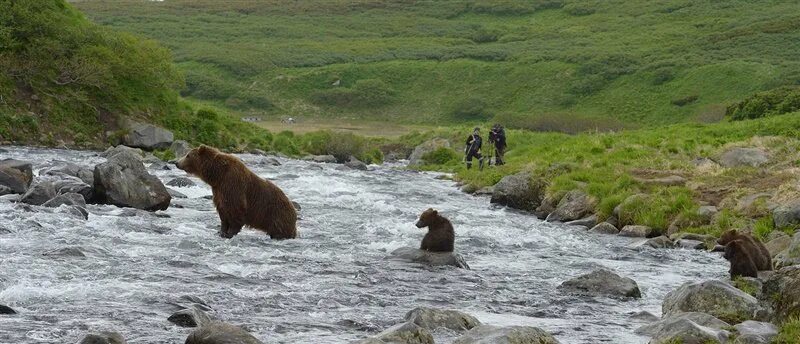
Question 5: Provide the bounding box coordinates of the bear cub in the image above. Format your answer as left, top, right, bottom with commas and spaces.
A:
723, 240, 759, 279
415, 208, 454, 252
717, 230, 772, 271
177, 145, 297, 239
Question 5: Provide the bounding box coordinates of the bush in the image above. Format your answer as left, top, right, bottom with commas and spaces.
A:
421, 147, 460, 165
451, 97, 492, 121
359, 147, 384, 164
726, 86, 800, 121
325, 132, 365, 162
652, 67, 675, 85
271, 133, 300, 156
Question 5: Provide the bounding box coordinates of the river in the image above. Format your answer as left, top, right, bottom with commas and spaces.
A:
0, 146, 727, 343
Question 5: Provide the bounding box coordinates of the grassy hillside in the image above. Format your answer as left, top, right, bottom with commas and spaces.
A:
74, 0, 800, 128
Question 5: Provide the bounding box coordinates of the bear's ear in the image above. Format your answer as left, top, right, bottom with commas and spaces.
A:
430, 208, 438, 216
198, 145, 215, 156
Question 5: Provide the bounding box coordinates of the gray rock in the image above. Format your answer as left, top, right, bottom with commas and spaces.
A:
0, 185, 11, 196
185, 322, 263, 344
634, 175, 687, 187
765, 234, 792, 258
629, 311, 659, 323
78, 331, 126, 344
635, 312, 730, 336
719, 147, 769, 168
619, 225, 653, 238
123, 121, 174, 150
546, 190, 596, 223
345, 157, 368, 171
534, 194, 559, 219
39, 161, 94, 185
475, 187, 494, 196
677, 239, 706, 250
249, 149, 267, 156
100, 145, 144, 160
170, 140, 192, 159
773, 231, 800, 268
453, 325, 560, 344
291, 201, 301, 211
305, 155, 337, 164
408, 138, 450, 166
43, 247, 86, 258
260, 157, 281, 166
148, 161, 172, 171
0, 163, 32, 194
646, 318, 730, 344
167, 188, 187, 199
0, 304, 16, 314
460, 184, 479, 194
390, 247, 470, 269
692, 157, 720, 169
565, 215, 598, 228
169, 295, 213, 312
43, 192, 86, 209
662, 280, 763, 323
375, 321, 434, 344
404, 307, 481, 332
50, 175, 93, 201
773, 201, 800, 229
761, 265, 800, 323
0, 159, 32, 178
644, 236, 675, 249
93, 151, 171, 211
589, 222, 619, 235
490, 172, 545, 212
168, 308, 212, 328
20, 180, 56, 205
698, 206, 719, 219
167, 177, 196, 188
733, 320, 778, 344
558, 269, 641, 298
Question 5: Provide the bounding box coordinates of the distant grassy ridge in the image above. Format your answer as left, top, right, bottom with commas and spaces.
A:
75, 0, 800, 127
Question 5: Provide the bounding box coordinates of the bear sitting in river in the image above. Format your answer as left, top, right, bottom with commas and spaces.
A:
717, 230, 771, 271
415, 208, 454, 252
176, 145, 297, 239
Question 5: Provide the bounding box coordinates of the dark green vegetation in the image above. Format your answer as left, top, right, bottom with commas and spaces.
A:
74, 0, 800, 129
409, 112, 800, 238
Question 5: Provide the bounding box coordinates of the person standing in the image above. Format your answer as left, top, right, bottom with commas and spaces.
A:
489, 124, 507, 166
465, 127, 484, 170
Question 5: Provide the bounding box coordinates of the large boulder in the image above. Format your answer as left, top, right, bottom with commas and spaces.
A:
545, 190, 596, 223
93, 151, 171, 211
589, 222, 619, 235
408, 138, 450, 166
373, 322, 434, 344
452, 325, 560, 344
185, 322, 263, 344
773, 232, 800, 268
168, 308, 212, 328
773, 201, 800, 229
77, 331, 127, 344
0, 159, 33, 193
100, 145, 144, 160
646, 318, 730, 344
558, 269, 641, 298
719, 147, 769, 168
635, 312, 729, 337
761, 265, 800, 323
170, 140, 192, 159
733, 321, 778, 344
662, 280, 764, 323
42, 192, 88, 220
39, 161, 93, 185
490, 172, 546, 212
404, 307, 481, 332
50, 175, 93, 201
765, 233, 792, 258
20, 180, 56, 205
390, 247, 470, 269
122, 121, 174, 150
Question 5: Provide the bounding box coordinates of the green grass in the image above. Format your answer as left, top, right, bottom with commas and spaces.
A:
775, 317, 800, 344
73, 0, 800, 127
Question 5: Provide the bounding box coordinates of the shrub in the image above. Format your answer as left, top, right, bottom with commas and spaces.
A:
325, 132, 365, 162
652, 67, 675, 85
271, 134, 300, 156
451, 98, 492, 121
774, 317, 800, 344
421, 147, 460, 165
727, 86, 800, 120
359, 147, 384, 164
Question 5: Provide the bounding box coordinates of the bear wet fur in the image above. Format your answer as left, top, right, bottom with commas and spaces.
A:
177, 145, 297, 239
717, 230, 771, 271
723, 240, 759, 279
415, 208, 454, 252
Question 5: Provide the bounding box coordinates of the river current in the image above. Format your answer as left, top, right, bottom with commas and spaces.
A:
0, 147, 726, 343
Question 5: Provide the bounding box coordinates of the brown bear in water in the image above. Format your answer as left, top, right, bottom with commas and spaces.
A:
724, 240, 759, 279
415, 208, 454, 252
177, 145, 297, 239
717, 230, 771, 271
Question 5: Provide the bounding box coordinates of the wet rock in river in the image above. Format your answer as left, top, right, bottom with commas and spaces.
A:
546, 190, 596, 223
635, 312, 729, 336
452, 325, 560, 344
0, 304, 16, 314
404, 307, 481, 332
167, 177, 196, 187
185, 321, 263, 344
565, 215, 598, 229
662, 280, 763, 323
168, 307, 212, 328
589, 222, 619, 235
93, 150, 171, 211
558, 269, 641, 299
20, 179, 56, 205
390, 247, 470, 269
373, 321, 434, 344
77, 331, 127, 344
619, 225, 654, 238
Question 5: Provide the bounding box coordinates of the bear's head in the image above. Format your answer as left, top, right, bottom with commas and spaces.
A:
723, 240, 744, 261
717, 229, 740, 245
415, 208, 439, 228
176, 145, 219, 178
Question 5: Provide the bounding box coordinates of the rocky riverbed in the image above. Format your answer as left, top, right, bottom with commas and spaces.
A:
0, 146, 731, 343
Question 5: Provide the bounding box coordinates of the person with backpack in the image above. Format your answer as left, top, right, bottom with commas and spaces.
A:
464, 127, 484, 170
488, 124, 507, 166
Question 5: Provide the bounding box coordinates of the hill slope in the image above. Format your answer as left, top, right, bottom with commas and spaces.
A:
74, 0, 800, 128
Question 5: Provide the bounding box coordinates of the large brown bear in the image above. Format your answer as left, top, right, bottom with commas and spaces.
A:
717, 230, 771, 271
177, 145, 297, 239
415, 208, 454, 252
723, 240, 759, 279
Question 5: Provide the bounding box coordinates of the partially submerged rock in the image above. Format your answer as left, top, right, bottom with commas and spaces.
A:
390, 247, 470, 269
0, 304, 16, 314
545, 190, 596, 223
168, 307, 212, 328
373, 321, 434, 344
662, 280, 763, 323
20, 180, 56, 205
185, 322, 263, 344
558, 269, 641, 299
167, 177, 196, 188
77, 331, 127, 344
589, 222, 619, 235
452, 325, 560, 344
93, 151, 171, 211
345, 157, 368, 171
646, 318, 730, 344
404, 307, 481, 332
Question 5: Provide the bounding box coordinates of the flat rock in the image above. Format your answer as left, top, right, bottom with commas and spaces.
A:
635, 312, 730, 336
390, 247, 470, 270
589, 222, 619, 234
619, 225, 653, 238
634, 175, 687, 187
719, 147, 769, 168
646, 318, 730, 344
662, 280, 763, 323
375, 321, 434, 344
185, 322, 263, 344
404, 307, 481, 332
123, 121, 174, 150
558, 269, 641, 298
452, 325, 560, 344
733, 320, 778, 344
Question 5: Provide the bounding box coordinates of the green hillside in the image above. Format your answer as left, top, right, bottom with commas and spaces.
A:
74, 0, 800, 128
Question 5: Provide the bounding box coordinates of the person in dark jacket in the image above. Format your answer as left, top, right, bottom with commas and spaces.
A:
465, 127, 484, 170
488, 124, 507, 166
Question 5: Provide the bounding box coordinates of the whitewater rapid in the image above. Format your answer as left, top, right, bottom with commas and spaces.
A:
0, 147, 726, 343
